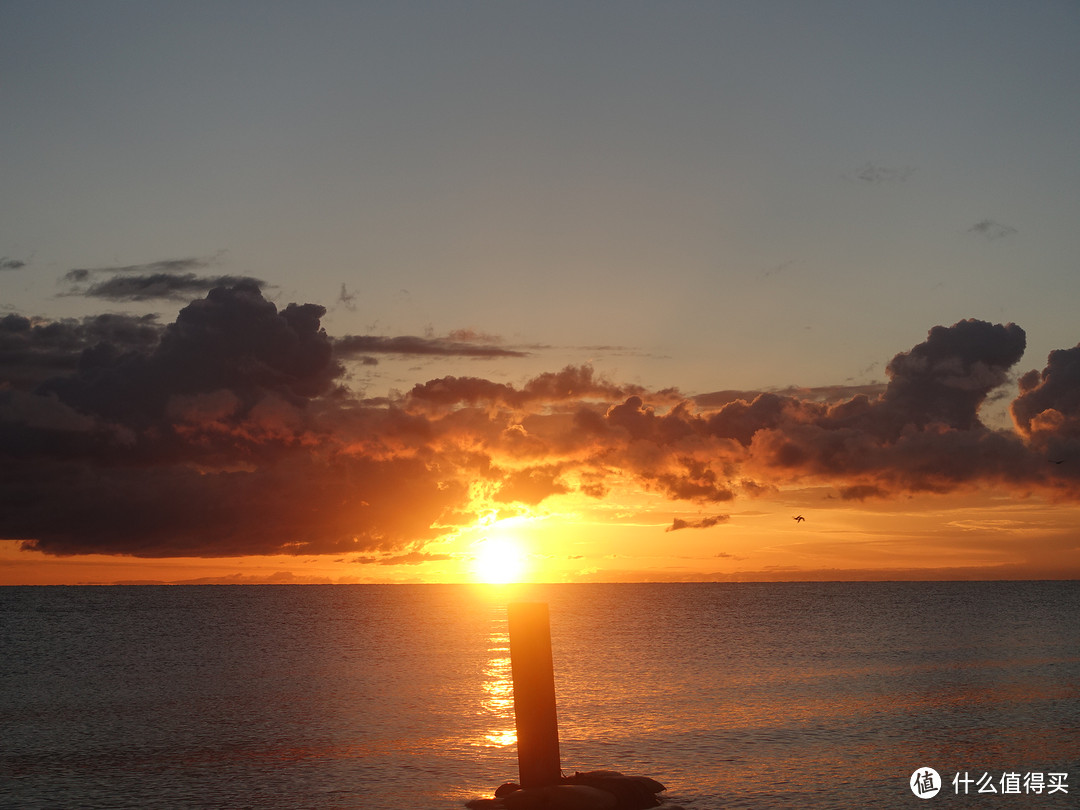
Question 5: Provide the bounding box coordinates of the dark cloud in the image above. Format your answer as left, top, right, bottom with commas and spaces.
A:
666, 515, 730, 532
410, 365, 644, 409
740, 320, 1039, 495
1, 257, 27, 271
760, 260, 796, 279
847, 162, 915, 184
58, 255, 265, 302
66, 257, 213, 277
564, 320, 1056, 503
571, 397, 738, 503
3, 455, 461, 557
336, 283, 358, 312
656, 460, 736, 503
0, 284, 464, 557
38, 282, 341, 424
446, 328, 505, 344
838, 485, 887, 501
1012, 343, 1080, 467
0, 311, 162, 390
706, 394, 787, 446
68, 272, 269, 301
879, 319, 1026, 432
968, 219, 1017, 240
335, 334, 527, 359
694, 384, 886, 409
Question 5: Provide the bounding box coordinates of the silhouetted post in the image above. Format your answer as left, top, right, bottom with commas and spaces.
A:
508, 602, 561, 788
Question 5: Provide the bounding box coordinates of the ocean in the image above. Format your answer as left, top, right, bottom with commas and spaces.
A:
1, 582, 1077, 809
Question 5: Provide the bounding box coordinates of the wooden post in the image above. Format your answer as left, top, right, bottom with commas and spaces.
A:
507, 602, 561, 788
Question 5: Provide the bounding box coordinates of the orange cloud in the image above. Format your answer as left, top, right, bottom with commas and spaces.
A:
4, 284, 1080, 564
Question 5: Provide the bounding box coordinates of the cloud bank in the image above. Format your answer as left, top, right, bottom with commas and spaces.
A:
3, 283, 1080, 559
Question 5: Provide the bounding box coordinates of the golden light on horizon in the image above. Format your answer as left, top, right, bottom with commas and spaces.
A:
471, 535, 528, 585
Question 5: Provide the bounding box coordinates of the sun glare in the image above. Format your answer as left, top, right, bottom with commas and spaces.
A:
472, 536, 527, 585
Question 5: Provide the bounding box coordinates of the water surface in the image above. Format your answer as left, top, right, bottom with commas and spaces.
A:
2, 582, 1077, 808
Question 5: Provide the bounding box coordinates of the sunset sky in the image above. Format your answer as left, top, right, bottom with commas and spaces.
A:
3, 1, 1080, 585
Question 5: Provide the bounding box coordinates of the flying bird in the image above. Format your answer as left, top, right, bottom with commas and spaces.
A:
792, 515, 805, 523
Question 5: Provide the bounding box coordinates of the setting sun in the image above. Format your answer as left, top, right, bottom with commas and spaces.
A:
471, 536, 527, 585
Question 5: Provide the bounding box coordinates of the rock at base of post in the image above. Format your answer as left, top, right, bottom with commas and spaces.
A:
465, 769, 667, 810
503, 784, 616, 810
564, 772, 665, 808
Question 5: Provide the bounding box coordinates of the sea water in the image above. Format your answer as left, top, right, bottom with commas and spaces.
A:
2, 582, 1078, 809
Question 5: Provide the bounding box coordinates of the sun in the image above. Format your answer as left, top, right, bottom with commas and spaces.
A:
472, 535, 528, 585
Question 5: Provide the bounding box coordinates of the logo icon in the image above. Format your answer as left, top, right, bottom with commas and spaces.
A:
911, 768, 942, 798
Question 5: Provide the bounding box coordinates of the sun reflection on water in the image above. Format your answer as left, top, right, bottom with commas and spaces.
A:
478, 628, 517, 749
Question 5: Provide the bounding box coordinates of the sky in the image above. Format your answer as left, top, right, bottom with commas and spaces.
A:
2, 1, 1080, 585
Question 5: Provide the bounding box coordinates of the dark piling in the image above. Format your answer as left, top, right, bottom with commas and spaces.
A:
507, 602, 562, 789
465, 602, 671, 809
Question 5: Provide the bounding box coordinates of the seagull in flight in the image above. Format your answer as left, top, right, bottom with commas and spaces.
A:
792, 515, 805, 523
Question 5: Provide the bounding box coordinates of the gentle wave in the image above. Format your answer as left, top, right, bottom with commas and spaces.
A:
2, 582, 1078, 808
